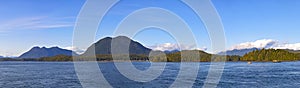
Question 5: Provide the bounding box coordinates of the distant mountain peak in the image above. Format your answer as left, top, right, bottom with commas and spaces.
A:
32, 46, 41, 49
19, 46, 77, 59
115, 36, 130, 39
164, 49, 180, 54
83, 36, 151, 55
102, 37, 113, 40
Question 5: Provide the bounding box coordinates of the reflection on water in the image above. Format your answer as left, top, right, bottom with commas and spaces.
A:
0, 61, 299, 87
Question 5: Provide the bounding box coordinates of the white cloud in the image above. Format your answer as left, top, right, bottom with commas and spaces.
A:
149, 43, 179, 51
63, 46, 85, 54
0, 51, 19, 57
230, 39, 300, 50
197, 47, 208, 51
0, 16, 73, 32
272, 43, 300, 50
149, 43, 205, 51
230, 39, 278, 50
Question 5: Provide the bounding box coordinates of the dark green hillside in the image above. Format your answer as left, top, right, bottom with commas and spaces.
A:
241, 49, 299, 61
38, 55, 73, 61
165, 50, 229, 62
165, 50, 209, 62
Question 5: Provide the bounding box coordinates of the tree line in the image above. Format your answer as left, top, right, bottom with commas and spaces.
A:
241, 49, 299, 61
1, 49, 299, 62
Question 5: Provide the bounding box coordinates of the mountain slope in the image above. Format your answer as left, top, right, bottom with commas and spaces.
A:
164, 49, 180, 54
218, 48, 259, 56
83, 36, 152, 56
19, 46, 77, 59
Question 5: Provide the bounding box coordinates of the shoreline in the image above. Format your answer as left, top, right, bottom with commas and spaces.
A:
0, 60, 299, 63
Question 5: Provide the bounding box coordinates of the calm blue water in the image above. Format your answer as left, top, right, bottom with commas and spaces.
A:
0, 61, 299, 88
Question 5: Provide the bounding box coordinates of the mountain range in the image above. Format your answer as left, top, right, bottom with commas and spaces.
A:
19, 46, 77, 59
18, 36, 152, 59
218, 48, 260, 56
17, 36, 298, 59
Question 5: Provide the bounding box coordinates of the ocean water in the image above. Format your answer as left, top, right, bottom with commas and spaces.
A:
0, 61, 299, 88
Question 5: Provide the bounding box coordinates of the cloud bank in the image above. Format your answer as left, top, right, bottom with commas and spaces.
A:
230, 39, 300, 50
63, 46, 85, 54
230, 39, 278, 50
149, 43, 207, 51
272, 43, 300, 50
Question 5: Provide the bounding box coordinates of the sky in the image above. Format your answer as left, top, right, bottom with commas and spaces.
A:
0, 0, 300, 57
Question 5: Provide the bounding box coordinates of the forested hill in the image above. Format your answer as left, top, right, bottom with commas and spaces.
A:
82, 36, 151, 56
241, 49, 300, 61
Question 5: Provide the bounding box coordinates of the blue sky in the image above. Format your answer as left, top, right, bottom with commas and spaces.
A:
0, 0, 300, 56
